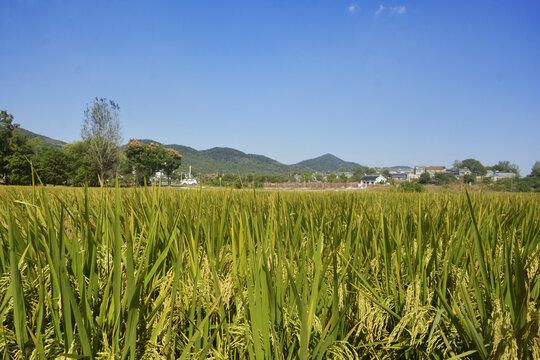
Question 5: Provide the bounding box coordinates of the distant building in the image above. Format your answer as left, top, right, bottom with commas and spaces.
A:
492, 172, 517, 181
426, 166, 446, 176
388, 173, 407, 180
414, 166, 426, 175
453, 168, 472, 177
360, 175, 387, 185
337, 171, 354, 179
384, 167, 414, 174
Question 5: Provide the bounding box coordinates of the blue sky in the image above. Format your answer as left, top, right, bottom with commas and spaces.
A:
1, 0, 539, 173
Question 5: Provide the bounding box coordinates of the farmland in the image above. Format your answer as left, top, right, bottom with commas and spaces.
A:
0, 186, 538, 359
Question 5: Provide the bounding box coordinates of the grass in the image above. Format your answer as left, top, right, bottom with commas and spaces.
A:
0, 185, 538, 359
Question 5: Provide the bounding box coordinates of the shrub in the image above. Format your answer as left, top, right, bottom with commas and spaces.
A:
399, 181, 425, 192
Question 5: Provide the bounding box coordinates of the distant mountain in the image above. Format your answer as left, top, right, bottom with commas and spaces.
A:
18, 128, 67, 148
12, 130, 366, 175
138, 140, 359, 175
295, 153, 360, 172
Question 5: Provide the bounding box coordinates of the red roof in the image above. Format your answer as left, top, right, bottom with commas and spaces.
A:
426, 166, 445, 170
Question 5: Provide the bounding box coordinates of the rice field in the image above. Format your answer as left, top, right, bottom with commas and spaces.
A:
0, 185, 538, 359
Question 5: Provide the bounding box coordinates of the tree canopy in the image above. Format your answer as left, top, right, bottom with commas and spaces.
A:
455, 159, 487, 176
81, 98, 122, 183
489, 161, 520, 175
0, 110, 38, 184
34, 147, 72, 185
418, 172, 431, 184
124, 139, 182, 185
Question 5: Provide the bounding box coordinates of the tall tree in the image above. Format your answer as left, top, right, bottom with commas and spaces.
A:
0, 110, 17, 181
0, 110, 36, 184
34, 147, 72, 185
64, 141, 99, 186
124, 140, 167, 185
81, 98, 122, 184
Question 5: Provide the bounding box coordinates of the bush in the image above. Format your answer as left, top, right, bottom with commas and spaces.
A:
418, 172, 431, 184
462, 174, 476, 184
399, 181, 424, 192
233, 178, 243, 189
434, 172, 456, 185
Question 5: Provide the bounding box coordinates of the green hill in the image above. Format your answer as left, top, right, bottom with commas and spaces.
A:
18, 128, 67, 148
138, 140, 361, 175
10, 129, 364, 175
139, 140, 307, 175
295, 153, 360, 172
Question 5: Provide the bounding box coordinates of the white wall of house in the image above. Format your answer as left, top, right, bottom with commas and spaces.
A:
361, 175, 387, 184
492, 172, 516, 181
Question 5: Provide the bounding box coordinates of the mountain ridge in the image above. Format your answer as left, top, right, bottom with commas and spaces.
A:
18, 128, 67, 148
15, 128, 366, 175
296, 153, 361, 172
139, 140, 362, 175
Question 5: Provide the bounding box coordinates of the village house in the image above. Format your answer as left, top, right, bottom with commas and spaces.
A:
360, 175, 387, 185
426, 166, 446, 176
453, 168, 472, 177
388, 172, 407, 180
491, 171, 517, 181
383, 167, 414, 175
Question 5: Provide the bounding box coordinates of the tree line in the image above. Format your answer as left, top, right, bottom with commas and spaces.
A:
0, 99, 182, 186
1, 99, 539, 191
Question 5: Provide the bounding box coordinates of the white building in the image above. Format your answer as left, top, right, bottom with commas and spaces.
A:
426, 166, 446, 176
492, 172, 517, 181
360, 175, 387, 185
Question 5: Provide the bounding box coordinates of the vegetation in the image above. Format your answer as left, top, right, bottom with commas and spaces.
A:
0, 111, 40, 185
295, 153, 360, 172
462, 174, 476, 184
123, 140, 182, 185
492, 176, 540, 193
0, 186, 538, 359
80, 98, 123, 183
418, 172, 431, 184
1, 109, 539, 192
399, 181, 424, 192
350, 166, 377, 182
16, 128, 67, 148
454, 159, 487, 176
155, 143, 311, 176
488, 161, 520, 175
432, 172, 456, 185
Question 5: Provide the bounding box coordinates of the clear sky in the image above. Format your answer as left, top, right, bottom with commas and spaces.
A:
1, 0, 539, 174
